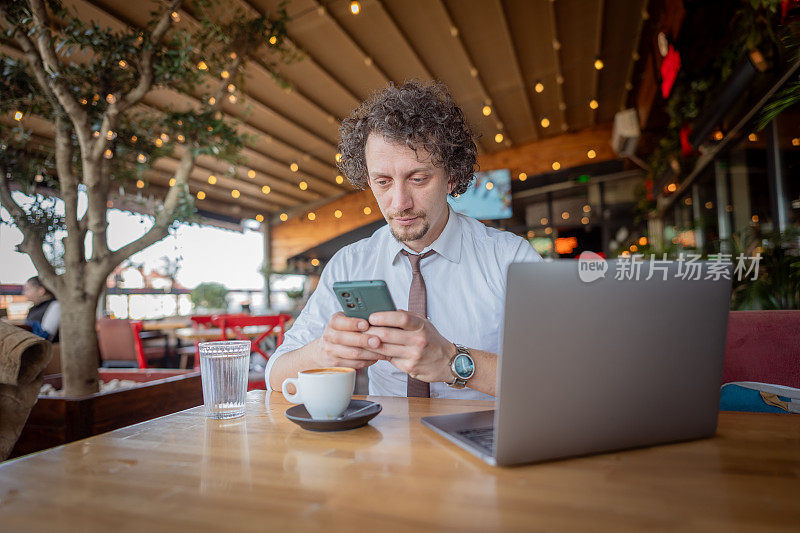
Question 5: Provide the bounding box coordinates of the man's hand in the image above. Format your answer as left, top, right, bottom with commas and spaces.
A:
316, 312, 386, 370
365, 311, 455, 383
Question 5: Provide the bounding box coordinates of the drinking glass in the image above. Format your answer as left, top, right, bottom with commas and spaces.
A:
198, 340, 251, 419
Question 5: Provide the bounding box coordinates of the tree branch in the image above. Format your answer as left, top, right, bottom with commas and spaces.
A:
54, 117, 85, 273
26, 0, 89, 138
0, 165, 62, 294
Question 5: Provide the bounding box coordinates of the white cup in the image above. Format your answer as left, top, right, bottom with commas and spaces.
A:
281, 368, 356, 420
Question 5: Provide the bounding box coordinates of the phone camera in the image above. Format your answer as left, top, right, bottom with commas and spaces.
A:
347, 303, 356, 308
342, 292, 351, 298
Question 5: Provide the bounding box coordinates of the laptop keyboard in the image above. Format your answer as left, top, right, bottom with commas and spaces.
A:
457, 426, 495, 453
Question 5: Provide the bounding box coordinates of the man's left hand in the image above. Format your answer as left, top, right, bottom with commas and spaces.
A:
365, 311, 455, 383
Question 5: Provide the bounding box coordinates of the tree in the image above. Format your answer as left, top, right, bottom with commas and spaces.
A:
0, 0, 295, 395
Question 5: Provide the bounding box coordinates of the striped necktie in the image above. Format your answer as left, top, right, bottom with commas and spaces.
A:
401, 249, 436, 398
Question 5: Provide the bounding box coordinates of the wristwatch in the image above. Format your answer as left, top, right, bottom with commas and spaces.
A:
447, 344, 475, 389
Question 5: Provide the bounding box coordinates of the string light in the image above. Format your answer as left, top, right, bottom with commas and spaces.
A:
93, 131, 100, 138
748, 133, 757, 142
255, 214, 264, 222
363, 206, 372, 215
118, 60, 128, 69
228, 94, 237, 104
208, 97, 216, 105
280, 213, 288, 221
540, 118, 550, 128
131, 135, 138, 142
350, 1, 360, 15
227, 84, 236, 93
34, 174, 43, 182
268, 35, 278, 45
594, 58, 604, 70
589, 99, 599, 110
545, 227, 552, 235
494, 133, 504, 143
684, 197, 692, 205
299, 181, 308, 190
137, 153, 146, 163
713, 130, 724, 141
262, 185, 271, 194
79, 98, 88, 105
177, 134, 185, 143
160, 133, 169, 141
630, 244, 638, 252
540, 217, 548, 225
197, 61, 208, 71
231, 189, 240, 198
221, 71, 230, 79
248, 169, 256, 178
527, 230, 534, 239
106, 94, 116, 104
552, 161, 561, 171
534, 81, 544, 93
311, 259, 320, 267
208, 175, 217, 184
106, 130, 116, 140
335, 175, 344, 184
136, 180, 145, 189
290, 162, 299, 172
485, 182, 494, 191
581, 217, 589, 225
482, 105, 492, 116
751, 215, 759, 223
171, 11, 180, 22
197, 191, 206, 200
13, 111, 23, 121
792, 137, 800, 146
230, 52, 237, 59
308, 212, 316, 221
155, 139, 163, 147
705, 201, 713, 209
583, 205, 591, 213
587, 149, 597, 159
667, 183, 677, 192
104, 149, 113, 159
518, 172, 527, 181
335, 153, 342, 163
107, 201, 113, 208
334, 210, 343, 218
639, 237, 648, 246
561, 211, 569, 220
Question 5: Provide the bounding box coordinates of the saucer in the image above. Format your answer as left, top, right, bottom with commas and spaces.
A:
285, 400, 382, 432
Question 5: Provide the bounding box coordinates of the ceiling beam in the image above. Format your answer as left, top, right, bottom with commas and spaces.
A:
494, 0, 538, 142
620, 0, 649, 112
373, 0, 434, 79
547, 0, 569, 132
437, 0, 513, 148
590, 0, 605, 126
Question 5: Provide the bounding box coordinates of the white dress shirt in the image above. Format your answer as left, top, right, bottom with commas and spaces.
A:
265, 205, 542, 400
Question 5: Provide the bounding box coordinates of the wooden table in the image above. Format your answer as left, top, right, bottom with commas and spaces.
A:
1, 392, 799, 532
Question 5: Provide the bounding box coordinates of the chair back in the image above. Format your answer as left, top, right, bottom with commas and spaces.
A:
211, 314, 291, 359
723, 311, 800, 388
96, 318, 148, 368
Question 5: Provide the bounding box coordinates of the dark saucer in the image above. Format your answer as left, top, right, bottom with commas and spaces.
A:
285, 400, 382, 432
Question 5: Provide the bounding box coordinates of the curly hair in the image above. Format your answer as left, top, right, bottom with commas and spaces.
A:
337, 80, 478, 196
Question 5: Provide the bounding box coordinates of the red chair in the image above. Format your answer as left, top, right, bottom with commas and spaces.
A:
211, 314, 291, 360
723, 311, 800, 388
211, 314, 291, 390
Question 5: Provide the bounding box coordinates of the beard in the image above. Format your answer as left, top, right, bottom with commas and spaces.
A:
388, 210, 429, 243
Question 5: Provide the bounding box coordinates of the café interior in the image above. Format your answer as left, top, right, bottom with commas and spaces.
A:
1, 0, 798, 530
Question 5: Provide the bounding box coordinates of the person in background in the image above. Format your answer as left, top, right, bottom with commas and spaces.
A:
23, 276, 60, 342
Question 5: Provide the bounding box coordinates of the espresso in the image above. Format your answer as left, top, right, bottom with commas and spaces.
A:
303, 368, 354, 375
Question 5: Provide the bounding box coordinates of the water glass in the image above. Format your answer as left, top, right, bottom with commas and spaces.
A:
199, 340, 251, 419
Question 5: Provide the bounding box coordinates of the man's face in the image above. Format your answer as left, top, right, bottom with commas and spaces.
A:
364, 133, 453, 251
23, 282, 45, 304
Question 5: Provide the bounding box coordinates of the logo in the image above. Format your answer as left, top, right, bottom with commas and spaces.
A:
578, 251, 608, 283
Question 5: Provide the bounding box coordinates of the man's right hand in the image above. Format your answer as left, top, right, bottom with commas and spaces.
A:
316, 312, 385, 369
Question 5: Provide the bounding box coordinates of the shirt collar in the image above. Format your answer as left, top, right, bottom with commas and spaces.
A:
387, 204, 462, 265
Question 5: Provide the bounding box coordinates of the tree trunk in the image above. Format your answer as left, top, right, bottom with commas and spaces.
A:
58, 297, 101, 396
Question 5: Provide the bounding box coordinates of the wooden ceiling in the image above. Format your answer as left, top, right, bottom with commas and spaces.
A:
8, 0, 650, 223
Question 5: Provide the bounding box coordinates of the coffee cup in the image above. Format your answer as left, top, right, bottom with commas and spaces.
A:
281, 368, 355, 420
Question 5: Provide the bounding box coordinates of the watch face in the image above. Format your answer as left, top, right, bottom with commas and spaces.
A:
453, 353, 475, 379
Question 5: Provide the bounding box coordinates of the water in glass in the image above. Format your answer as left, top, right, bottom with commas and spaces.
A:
199, 340, 250, 419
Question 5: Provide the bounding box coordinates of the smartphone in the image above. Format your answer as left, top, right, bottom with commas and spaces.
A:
333, 280, 396, 321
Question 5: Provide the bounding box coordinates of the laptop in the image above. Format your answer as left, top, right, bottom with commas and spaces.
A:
421, 259, 732, 466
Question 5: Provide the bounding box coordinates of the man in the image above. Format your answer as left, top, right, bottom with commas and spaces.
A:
23, 276, 60, 341
266, 80, 540, 399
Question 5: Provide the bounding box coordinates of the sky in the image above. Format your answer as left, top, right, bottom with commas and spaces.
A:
1, 190, 266, 290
